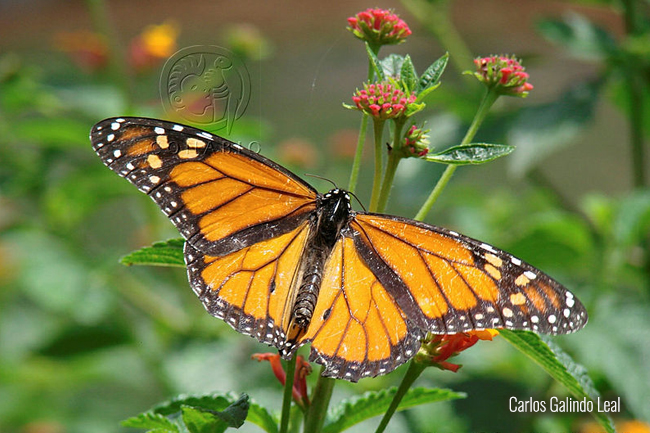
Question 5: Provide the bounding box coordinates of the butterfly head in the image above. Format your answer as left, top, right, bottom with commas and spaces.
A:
318, 189, 353, 244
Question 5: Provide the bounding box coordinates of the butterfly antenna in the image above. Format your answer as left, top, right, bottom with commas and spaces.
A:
304, 173, 337, 189
348, 191, 367, 212
304, 173, 367, 211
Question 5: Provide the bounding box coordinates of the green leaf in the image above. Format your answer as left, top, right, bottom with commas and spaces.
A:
323, 387, 464, 433
122, 412, 179, 432
181, 395, 248, 433
425, 143, 514, 165
399, 54, 418, 92
245, 402, 279, 433
500, 330, 615, 433
418, 52, 449, 94
379, 53, 406, 79
120, 238, 185, 267
211, 394, 249, 428
139, 393, 278, 433
404, 101, 426, 118
507, 80, 601, 178
613, 190, 650, 247
537, 12, 617, 61
365, 43, 385, 81
182, 406, 228, 433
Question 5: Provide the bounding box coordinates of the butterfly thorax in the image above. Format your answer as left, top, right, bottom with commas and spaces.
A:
284, 189, 352, 351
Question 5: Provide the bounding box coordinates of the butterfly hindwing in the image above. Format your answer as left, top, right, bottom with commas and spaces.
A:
351, 213, 588, 335
302, 234, 424, 381
91, 117, 318, 256
185, 222, 312, 350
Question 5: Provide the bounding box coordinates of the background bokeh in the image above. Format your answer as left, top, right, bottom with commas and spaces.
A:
1, 1, 648, 432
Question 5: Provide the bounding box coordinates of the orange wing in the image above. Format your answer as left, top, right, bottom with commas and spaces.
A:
350, 213, 588, 336
91, 117, 317, 256
299, 235, 424, 381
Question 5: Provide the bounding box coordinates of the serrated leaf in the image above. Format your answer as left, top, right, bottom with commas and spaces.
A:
379, 53, 406, 79
212, 394, 249, 428
120, 238, 185, 267
152, 393, 240, 416
143, 393, 277, 433
399, 54, 418, 92
182, 406, 229, 433
122, 412, 179, 432
417, 53, 448, 94
323, 387, 464, 433
500, 330, 615, 433
365, 43, 385, 81
404, 102, 426, 118
537, 12, 617, 61
425, 143, 514, 165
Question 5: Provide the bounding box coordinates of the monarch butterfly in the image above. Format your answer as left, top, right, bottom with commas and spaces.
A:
91, 117, 587, 382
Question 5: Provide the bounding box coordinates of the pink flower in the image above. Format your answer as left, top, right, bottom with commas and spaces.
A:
347, 8, 411, 47
471, 55, 533, 97
351, 81, 416, 120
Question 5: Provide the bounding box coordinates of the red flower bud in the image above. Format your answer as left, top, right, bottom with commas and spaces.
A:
347, 8, 411, 47
470, 55, 533, 97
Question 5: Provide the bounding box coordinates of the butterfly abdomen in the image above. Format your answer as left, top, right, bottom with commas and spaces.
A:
284, 190, 353, 350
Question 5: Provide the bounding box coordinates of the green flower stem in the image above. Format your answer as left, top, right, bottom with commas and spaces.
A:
369, 119, 386, 212
374, 361, 427, 433
376, 120, 407, 213
349, 56, 380, 193
415, 88, 499, 221
303, 367, 335, 433
86, 0, 134, 113
279, 356, 297, 433
621, 0, 647, 188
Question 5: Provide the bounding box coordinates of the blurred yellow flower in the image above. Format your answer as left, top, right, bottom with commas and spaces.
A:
140, 21, 179, 59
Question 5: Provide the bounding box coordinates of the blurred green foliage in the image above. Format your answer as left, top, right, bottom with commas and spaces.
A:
0, 1, 649, 432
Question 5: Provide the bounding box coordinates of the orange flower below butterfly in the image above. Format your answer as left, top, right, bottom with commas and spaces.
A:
253, 353, 312, 409
416, 330, 499, 372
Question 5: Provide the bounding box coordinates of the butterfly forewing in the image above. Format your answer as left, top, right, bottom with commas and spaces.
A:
90, 117, 318, 256
351, 213, 588, 335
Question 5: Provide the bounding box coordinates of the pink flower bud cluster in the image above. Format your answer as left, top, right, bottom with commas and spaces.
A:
473, 55, 533, 96
352, 82, 416, 120
347, 8, 411, 46
403, 124, 429, 157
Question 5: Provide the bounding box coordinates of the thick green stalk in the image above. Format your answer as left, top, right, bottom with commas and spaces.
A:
376, 120, 407, 213
374, 361, 427, 433
369, 119, 386, 212
349, 56, 380, 193
279, 357, 297, 433
621, 0, 647, 188
303, 367, 335, 433
415, 89, 499, 220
